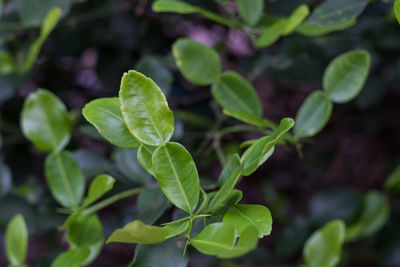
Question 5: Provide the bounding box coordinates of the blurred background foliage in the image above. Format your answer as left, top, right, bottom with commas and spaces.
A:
0, 0, 399, 266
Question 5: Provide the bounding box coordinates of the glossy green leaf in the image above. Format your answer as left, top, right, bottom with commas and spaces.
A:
235, 0, 263, 26
208, 154, 242, 212
254, 19, 287, 48
22, 7, 62, 73
241, 118, 294, 176
136, 56, 173, 95
51, 247, 91, 267
223, 204, 272, 237
307, 0, 369, 26
296, 19, 356, 36
304, 220, 346, 267
137, 144, 157, 176
346, 191, 389, 241
384, 165, 400, 193
107, 220, 169, 244
82, 97, 140, 149
323, 50, 371, 103
0, 51, 16, 74
21, 89, 71, 153
191, 222, 259, 258
211, 71, 262, 117
45, 151, 85, 208
223, 109, 271, 128
172, 38, 221, 86
130, 238, 188, 267
119, 70, 174, 146
153, 0, 198, 14
395, 0, 400, 25
294, 91, 333, 139
137, 187, 171, 225
5, 214, 27, 266
212, 189, 243, 216
82, 174, 115, 207
163, 220, 190, 239
152, 142, 200, 214
282, 5, 310, 35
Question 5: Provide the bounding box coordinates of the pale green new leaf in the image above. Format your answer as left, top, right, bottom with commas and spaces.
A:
5, 214, 27, 266
384, 165, 400, 193
294, 91, 332, 139
241, 118, 294, 176
235, 0, 263, 26
119, 70, 174, 146
223, 109, 272, 128
137, 144, 157, 176
82, 97, 140, 149
51, 247, 91, 267
0, 51, 16, 74
283, 5, 310, 35
21, 89, 71, 153
191, 222, 259, 258
153, 0, 198, 14
107, 220, 169, 244
323, 50, 371, 103
395, 0, 400, 24
172, 38, 221, 86
304, 220, 346, 267
82, 174, 115, 207
223, 204, 272, 237
152, 142, 200, 214
211, 71, 262, 117
163, 220, 190, 239
254, 19, 287, 48
45, 151, 85, 208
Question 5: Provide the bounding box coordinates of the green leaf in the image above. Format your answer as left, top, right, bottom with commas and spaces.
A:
235, 0, 263, 26
208, 154, 242, 212
163, 220, 190, 239
395, 0, 400, 25
22, 7, 62, 73
211, 71, 262, 117
107, 220, 169, 244
241, 118, 294, 176
115, 149, 149, 185
191, 222, 259, 258
19, 0, 68, 27
212, 189, 243, 216
82, 97, 140, 149
172, 38, 221, 86
137, 187, 171, 225
282, 5, 310, 35
223, 204, 272, 237
119, 70, 174, 146
384, 165, 400, 193
304, 220, 346, 267
296, 18, 356, 36
307, 0, 369, 26
153, 0, 198, 14
254, 19, 287, 48
152, 142, 200, 214
51, 247, 91, 267
45, 151, 85, 208
21, 89, 71, 153
346, 191, 389, 241
0, 51, 16, 75
130, 238, 188, 267
323, 50, 371, 103
137, 144, 157, 176
82, 174, 115, 207
223, 109, 271, 128
294, 91, 332, 139
5, 214, 28, 266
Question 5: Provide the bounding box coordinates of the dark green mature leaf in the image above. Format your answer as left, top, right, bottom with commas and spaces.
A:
22, 7, 62, 73
307, 0, 369, 26
241, 118, 294, 176
235, 0, 263, 26
294, 91, 332, 139
191, 222, 259, 258
82, 98, 140, 149
0, 160, 12, 196
208, 154, 242, 212
304, 220, 346, 267
82, 174, 115, 207
211, 71, 262, 117
323, 50, 371, 103
283, 5, 310, 35
384, 165, 400, 193
130, 238, 188, 267
137, 187, 171, 225
137, 145, 157, 177
51, 247, 91, 267
119, 70, 174, 146
115, 149, 149, 185
45, 151, 85, 208
223, 204, 272, 237
21, 89, 71, 153
5, 214, 27, 266
254, 19, 287, 48
153, 142, 200, 214
0, 51, 16, 74
107, 220, 169, 244
395, 0, 400, 24
296, 18, 356, 36
346, 191, 389, 241
172, 38, 221, 86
